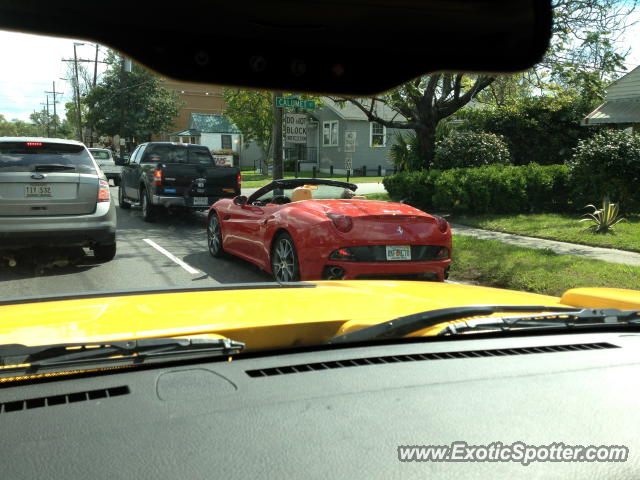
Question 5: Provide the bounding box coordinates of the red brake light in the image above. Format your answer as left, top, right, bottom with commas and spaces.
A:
437, 216, 449, 233
237, 173, 241, 190
329, 247, 356, 261
26, 142, 43, 147
327, 213, 353, 233
97, 180, 110, 202
153, 169, 163, 186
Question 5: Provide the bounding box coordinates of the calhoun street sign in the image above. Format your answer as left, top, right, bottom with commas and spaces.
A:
285, 113, 308, 144
276, 96, 316, 110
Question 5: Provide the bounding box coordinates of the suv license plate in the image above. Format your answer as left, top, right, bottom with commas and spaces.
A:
193, 197, 209, 206
386, 245, 411, 261
25, 184, 52, 197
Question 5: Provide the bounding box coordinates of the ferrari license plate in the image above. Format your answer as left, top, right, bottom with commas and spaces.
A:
386, 245, 411, 261
192, 197, 209, 206
25, 184, 52, 197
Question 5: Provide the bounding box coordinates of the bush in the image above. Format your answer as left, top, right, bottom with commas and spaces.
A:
433, 131, 511, 170
567, 129, 640, 212
457, 95, 597, 165
383, 164, 570, 214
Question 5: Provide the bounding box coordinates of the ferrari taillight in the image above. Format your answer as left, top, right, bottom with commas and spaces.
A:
153, 169, 163, 186
436, 216, 449, 233
97, 180, 110, 203
327, 213, 353, 233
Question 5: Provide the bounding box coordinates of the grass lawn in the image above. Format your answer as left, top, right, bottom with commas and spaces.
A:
451, 213, 640, 253
450, 236, 640, 297
241, 171, 384, 188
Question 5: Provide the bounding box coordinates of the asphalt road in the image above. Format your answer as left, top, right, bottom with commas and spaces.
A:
0, 186, 272, 299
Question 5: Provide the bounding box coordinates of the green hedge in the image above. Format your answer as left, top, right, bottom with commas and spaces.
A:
382, 164, 570, 214
433, 131, 511, 170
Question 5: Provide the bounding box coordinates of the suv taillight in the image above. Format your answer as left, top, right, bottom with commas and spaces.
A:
237, 173, 241, 191
153, 169, 163, 186
97, 180, 110, 202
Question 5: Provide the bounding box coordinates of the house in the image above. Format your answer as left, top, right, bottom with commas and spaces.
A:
278, 97, 409, 175
582, 66, 640, 131
169, 113, 242, 154
157, 80, 226, 139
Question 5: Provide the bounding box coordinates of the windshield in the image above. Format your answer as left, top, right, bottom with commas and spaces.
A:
1, 9, 640, 353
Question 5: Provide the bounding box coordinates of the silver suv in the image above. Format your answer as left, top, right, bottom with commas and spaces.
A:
0, 138, 117, 262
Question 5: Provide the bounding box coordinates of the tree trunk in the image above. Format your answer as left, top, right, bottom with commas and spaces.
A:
415, 121, 437, 170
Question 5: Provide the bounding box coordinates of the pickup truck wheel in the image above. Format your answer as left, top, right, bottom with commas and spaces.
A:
271, 232, 301, 282
118, 184, 131, 209
93, 243, 117, 262
141, 189, 156, 222
207, 212, 225, 258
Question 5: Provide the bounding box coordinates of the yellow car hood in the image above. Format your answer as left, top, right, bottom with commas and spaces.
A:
1, 281, 639, 351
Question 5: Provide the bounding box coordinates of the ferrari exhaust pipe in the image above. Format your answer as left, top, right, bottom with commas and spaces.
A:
323, 266, 346, 280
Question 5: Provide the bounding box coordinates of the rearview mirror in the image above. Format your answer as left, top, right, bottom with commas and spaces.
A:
234, 195, 248, 206
0, 0, 552, 95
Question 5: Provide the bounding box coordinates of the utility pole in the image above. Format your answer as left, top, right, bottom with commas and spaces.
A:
41, 96, 51, 137
72, 42, 84, 142
272, 92, 284, 180
88, 43, 100, 147
45, 81, 62, 137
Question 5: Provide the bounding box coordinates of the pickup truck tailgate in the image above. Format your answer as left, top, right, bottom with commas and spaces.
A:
162, 164, 239, 198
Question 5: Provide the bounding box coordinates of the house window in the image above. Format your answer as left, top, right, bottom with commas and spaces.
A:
370, 122, 386, 147
221, 135, 232, 150
323, 121, 339, 146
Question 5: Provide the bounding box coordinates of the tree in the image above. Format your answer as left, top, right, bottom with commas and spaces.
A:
335, 0, 637, 170
333, 75, 496, 168
0, 115, 18, 136
223, 89, 321, 178
84, 50, 180, 144
223, 89, 273, 169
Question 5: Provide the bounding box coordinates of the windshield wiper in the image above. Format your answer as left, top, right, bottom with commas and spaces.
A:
326, 305, 584, 344
439, 308, 640, 336
34, 164, 76, 172
0, 337, 244, 377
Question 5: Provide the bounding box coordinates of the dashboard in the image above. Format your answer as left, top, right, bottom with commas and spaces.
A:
1, 331, 638, 478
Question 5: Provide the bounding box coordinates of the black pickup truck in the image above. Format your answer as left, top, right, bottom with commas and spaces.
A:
118, 142, 240, 221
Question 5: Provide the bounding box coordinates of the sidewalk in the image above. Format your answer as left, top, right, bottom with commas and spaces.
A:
452, 224, 640, 267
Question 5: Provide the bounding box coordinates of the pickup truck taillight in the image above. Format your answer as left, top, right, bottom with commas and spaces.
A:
153, 169, 163, 186
237, 173, 241, 191
97, 180, 110, 202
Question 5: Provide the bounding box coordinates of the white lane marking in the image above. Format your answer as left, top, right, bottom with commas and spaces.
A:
143, 238, 200, 275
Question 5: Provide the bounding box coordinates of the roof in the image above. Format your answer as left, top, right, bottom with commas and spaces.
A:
170, 128, 201, 137
188, 114, 241, 134
582, 100, 640, 125
320, 97, 408, 123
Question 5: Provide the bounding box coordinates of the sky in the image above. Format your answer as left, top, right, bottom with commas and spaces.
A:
2, 15, 640, 122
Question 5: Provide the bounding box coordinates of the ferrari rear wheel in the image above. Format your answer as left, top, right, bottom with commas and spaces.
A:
271, 232, 300, 282
207, 212, 225, 258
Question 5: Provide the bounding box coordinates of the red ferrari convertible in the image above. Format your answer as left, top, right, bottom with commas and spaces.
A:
207, 179, 452, 282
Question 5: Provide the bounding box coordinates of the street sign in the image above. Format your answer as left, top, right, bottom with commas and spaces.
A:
344, 131, 356, 153
285, 113, 307, 144
276, 96, 316, 110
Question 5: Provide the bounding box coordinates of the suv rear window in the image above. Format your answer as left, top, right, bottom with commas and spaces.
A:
144, 145, 214, 166
0, 142, 97, 174
89, 150, 112, 160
